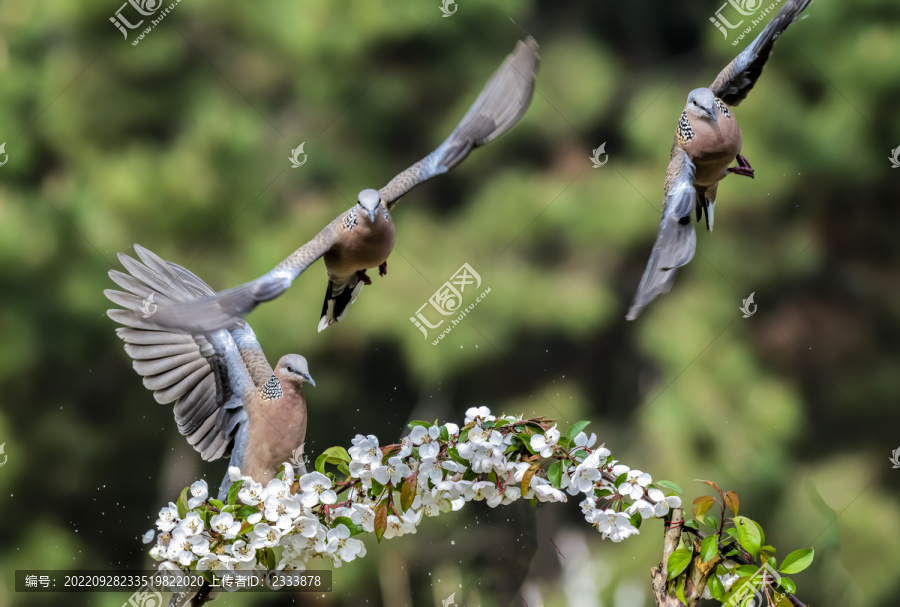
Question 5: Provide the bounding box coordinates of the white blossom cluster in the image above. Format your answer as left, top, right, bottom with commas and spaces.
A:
147, 407, 682, 575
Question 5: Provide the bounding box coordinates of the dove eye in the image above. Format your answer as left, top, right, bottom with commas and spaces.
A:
286, 365, 294, 373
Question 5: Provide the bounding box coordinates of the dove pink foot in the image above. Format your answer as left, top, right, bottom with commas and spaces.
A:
356, 269, 372, 286
728, 154, 755, 178
379, 261, 388, 277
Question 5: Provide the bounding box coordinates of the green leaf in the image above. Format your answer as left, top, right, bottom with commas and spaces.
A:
703, 514, 719, 529
613, 472, 628, 489
548, 461, 563, 489
176, 486, 190, 518
684, 519, 700, 531
735, 565, 759, 576
693, 495, 716, 519
675, 573, 687, 604
236, 505, 258, 519
778, 576, 797, 594
315, 453, 329, 475
407, 420, 432, 429
565, 421, 590, 441
333, 516, 366, 536
517, 433, 536, 455
262, 547, 276, 570
700, 533, 719, 563
655, 480, 684, 495
725, 490, 740, 515
493, 418, 511, 428
779, 548, 814, 574
439, 425, 450, 442
374, 501, 388, 542
209, 499, 225, 510
316, 446, 352, 474
707, 572, 725, 600
666, 548, 692, 580
734, 516, 762, 558
447, 447, 468, 466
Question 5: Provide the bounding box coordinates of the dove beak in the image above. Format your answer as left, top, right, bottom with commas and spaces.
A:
366, 208, 377, 223
301, 373, 316, 387
706, 106, 717, 123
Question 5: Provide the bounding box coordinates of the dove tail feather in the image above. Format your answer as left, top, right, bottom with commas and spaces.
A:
318, 279, 365, 332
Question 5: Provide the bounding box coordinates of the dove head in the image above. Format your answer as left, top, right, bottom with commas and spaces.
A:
276, 354, 315, 388
686, 88, 718, 124
357, 188, 382, 223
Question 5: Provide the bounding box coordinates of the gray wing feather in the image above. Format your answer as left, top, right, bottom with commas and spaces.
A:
710, 0, 812, 106
626, 149, 699, 321
105, 245, 254, 462
151, 223, 338, 334
381, 37, 540, 208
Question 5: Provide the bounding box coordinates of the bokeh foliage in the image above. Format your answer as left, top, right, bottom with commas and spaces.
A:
1, 0, 899, 605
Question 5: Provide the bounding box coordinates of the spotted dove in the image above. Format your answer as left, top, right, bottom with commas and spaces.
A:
627, 0, 812, 320
104, 245, 315, 499
149, 37, 540, 334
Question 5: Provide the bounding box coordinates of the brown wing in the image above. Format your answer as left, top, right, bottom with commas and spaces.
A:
150, 221, 338, 333
380, 37, 540, 208
710, 0, 812, 106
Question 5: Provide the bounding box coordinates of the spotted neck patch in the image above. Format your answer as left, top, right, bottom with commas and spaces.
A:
677, 111, 694, 142
259, 374, 282, 400
714, 98, 731, 118
381, 205, 391, 222
342, 207, 358, 231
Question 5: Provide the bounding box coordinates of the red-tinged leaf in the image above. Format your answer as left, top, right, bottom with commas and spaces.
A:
697, 479, 722, 494
725, 490, 740, 516
374, 501, 388, 542
693, 495, 716, 519
520, 462, 540, 493
400, 477, 414, 512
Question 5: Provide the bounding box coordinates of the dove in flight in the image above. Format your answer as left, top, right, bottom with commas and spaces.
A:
627, 0, 812, 320
152, 37, 540, 334
105, 245, 315, 499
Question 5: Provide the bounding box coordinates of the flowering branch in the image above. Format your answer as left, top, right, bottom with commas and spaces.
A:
144, 407, 811, 606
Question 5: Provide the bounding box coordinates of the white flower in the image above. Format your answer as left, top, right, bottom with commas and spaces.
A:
210, 512, 242, 539
264, 495, 302, 523
238, 481, 267, 506
178, 512, 204, 536
500, 485, 522, 505
348, 435, 381, 464
569, 462, 602, 495
230, 539, 257, 562
617, 470, 652, 501
247, 512, 263, 525
187, 480, 209, 509
325, 524, 366, 564
579, 496, 597, 516
155, 503, 179, 532
444, 422, 460, 437
349, 460, 374, 485
397, 434, 413, 458
645, 488, 681, 516
591, 509, 639, 542
416, 456, 444, 489
532, 483, 567, 503
573, 431, 597, 450
372, 456, 412, 486
410, 425, 441, 458
253, 523, 283, 547
298, 472, 337, 507
265, 478, 291, 499
167, 528, 206, 565
383, 512, 419, 539
465, 480, 502, 507
294, 516, 324, 538
412, 491, 452, 517
352, 504, 376, 533
228, 466, 251, 482
464, 406, 494, 424
530, 425, 560, 458
466, 423, 499, 447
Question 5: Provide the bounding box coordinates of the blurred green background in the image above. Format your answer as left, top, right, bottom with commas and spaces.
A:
1, 0, 899, 605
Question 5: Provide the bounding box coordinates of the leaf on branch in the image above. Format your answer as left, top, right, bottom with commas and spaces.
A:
565, 421, 590, 441
400, 477, 414, 512
707, 572, 725, 600
693, 495, 716, 519
733, 516, 763, 558
779, 548, 814, 574
548, 461, 563, 489
655, 480, 684, 495
521, 462, 539, 493
700, 533, 719, 563
408, 420, 432, 429
697, 479, 723, 494
374, 501, 388, 542
176, 486, 190, 518
725, 490, 740, 515
667, 548, 692, 580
